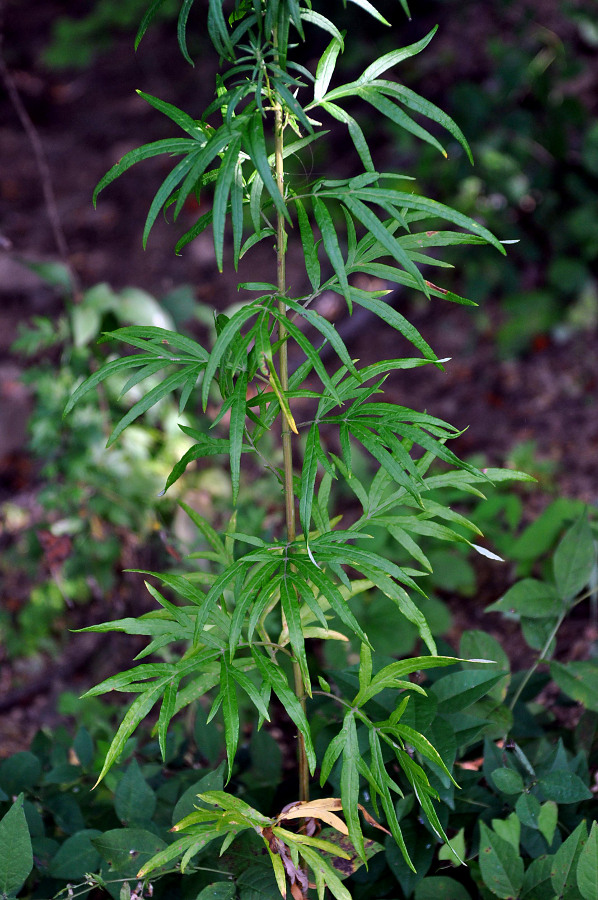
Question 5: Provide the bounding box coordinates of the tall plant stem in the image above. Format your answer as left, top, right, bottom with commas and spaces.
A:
274, 96, 309, 808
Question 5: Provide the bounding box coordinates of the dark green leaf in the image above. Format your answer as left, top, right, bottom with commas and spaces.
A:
537, 771, 591, 804
414, 877, 472, 900
115, 759, 157, 826
550, 660, 598, 713
553, 515, 596, 602
0, 753, 41, 795
49, 829, 102, 880
244, 116, 289, 223
551, 821, 588, 898
280, 575, 310, 691
577, 820, 598, 900
93, 828, 168, 876
196, 884, 236, 900
430, 670, 507, 713
486, 579, 562, 618
478, 822, 524, 899
0, 795, 33, 898
177, 0, 196, 65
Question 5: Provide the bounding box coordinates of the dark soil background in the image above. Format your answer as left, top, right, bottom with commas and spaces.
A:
1, 0, 597, 753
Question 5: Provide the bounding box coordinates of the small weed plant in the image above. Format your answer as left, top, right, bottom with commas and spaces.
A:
13, 0, 598, 897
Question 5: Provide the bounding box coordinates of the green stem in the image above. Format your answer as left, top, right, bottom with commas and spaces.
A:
273, 61, 309, 810
507, 588, 593, 716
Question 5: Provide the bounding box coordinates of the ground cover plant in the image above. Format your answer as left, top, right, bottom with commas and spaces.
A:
4, 0, 598, 898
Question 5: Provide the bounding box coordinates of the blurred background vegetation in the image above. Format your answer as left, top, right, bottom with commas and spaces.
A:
1, 0, 597, 711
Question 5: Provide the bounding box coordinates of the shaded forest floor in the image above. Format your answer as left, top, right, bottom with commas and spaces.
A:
1, 1, 597, 754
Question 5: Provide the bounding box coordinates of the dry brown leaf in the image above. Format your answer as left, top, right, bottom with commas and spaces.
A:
358, 803, 390, 835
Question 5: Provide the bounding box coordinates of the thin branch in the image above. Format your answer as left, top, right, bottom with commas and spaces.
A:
0, 11, 81, 299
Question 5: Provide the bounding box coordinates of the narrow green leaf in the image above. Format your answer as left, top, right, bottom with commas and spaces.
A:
251, 649, 316, 772
176, 209, 214, 253
157, 677, 180, 761
229, 561, 280, 656
230, 369, 248, 505
347, 0, 390, 26
64, 354, 157, 416
349, 289, 439, 361
173, 127, 232, 222
300, 422, 320, 536
359, 28, 438, 82
393, 723, 456, 785
177, 0, 196, 65
207, 0, 234, 57
94, 679, 169, 785
108, 367, 190, 446
376, 80, 473, 163
202, 303, 261, 409
300, 10, 344, 46
348, 423, 420, 502
220, 660, 239, 782
357, 87, 448, 158
358, 643, 372, 697
319, 101, 375, 172
178, 500, 227, 560
213, 135, 243, 271
135, 0, 169, 49
315, 37, 342, 102
299, 844, 353, 900
293, 559, 369, 646
343, 194, 428, 292
269, 308, 341, 403
341, 712, 365, 862
93, 139, 198, 205
284, 297, 359, 378
141, 152, 198, 248
230, 667, 270, 722
244, 116, 290, 223
313, 196, 350, 301
369, 730, 414, 871
295, 197, 321, 290
280, 575, 310, 693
